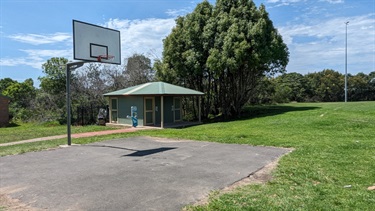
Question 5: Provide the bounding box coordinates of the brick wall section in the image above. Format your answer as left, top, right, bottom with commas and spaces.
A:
0, 96, 10, 127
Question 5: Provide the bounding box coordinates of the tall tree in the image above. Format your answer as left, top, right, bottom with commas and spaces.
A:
72, 63, 108, 106
306, 69, 344, 102
2, 79, 36, 120
348, 72, 375, 101
274, 72, 308, 102
156, 0, 289, 118
0, 78, 17, 93
39, 57, 69, 96
156, 1, 213, 117
124, 54, 154, 87
37, 57, 70, 120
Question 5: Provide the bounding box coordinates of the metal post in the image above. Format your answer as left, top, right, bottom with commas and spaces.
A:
66, 61, 85, 146
345, 21, 349, 102
198, 96, 201, 123
66, 65, 72, 145
161, 96, 164, 129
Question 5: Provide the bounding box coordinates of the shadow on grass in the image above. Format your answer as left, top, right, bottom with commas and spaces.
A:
241, 105, 320, 119
203, 105, 321, 124
150, 105, 321, 129
4, 122, 20, 128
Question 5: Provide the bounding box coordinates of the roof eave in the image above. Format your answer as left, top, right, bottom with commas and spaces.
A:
104, 93, 204, 97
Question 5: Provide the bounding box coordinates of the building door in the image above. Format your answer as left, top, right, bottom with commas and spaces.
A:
144, 97, 155, 125
110, 98, 118, 123
174, 97, 182, 122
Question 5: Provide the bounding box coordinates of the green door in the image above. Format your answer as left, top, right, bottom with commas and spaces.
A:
144, 97, 154, 125
111, 98, 118, 123
174, 97, 182, 122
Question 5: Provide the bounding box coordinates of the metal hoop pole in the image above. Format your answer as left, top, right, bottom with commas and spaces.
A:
66, 61, 85, 145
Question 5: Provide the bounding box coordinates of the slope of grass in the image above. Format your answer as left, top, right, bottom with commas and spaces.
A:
1, 102, 374, 210
176, 102, 374, 210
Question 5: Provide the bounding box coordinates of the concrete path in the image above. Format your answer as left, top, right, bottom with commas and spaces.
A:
0, 127, 154, 147
0, 136, 291, 211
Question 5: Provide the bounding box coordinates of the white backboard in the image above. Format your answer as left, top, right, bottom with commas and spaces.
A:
73, 20, 121, 65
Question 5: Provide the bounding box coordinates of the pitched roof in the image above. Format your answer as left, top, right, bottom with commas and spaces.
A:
104, 82, 204, 96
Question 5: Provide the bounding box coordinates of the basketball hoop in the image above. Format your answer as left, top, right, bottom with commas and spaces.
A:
97, 55, 115, 62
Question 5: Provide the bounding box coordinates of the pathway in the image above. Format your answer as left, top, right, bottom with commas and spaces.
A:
0, 127, 155, 147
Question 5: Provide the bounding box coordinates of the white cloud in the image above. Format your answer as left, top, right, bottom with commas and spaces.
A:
8, 33, 71, 45
1, 18, 175, 71
166, 8, 191, 17
266, 0, 303, 6
320, 0, 344, 4
279, 14, 375, 73
266, 0, 302, 2
104, 18, 176, 61
267, 0, 343, 4
0, 49, 71, 69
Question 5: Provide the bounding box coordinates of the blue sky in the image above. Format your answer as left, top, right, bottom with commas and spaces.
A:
1, 0, 374, 87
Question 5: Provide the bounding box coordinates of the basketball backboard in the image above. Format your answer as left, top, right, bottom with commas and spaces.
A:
73, 20, 121, 65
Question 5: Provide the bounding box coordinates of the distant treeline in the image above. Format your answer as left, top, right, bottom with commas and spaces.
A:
251, 69, 375, 104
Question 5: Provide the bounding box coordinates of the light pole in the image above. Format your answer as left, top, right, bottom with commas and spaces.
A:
345, 21, 349, 102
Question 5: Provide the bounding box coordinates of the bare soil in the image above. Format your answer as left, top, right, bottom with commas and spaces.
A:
0, 186, 38, 211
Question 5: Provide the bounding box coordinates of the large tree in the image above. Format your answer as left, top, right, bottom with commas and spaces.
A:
348, 72, 375, 101
72, 63, 109, 106
306, 69, 344, 102
274, 72, 308, 102
37, 57, 70, 121
39, 57, 69, 96
155, 1, 213, 117
156, 0, 289, 118
124, 53, 154, 87
0, 78, 17, 93
2, 78, 36, 121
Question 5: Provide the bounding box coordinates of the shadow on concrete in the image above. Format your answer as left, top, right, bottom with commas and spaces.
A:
87, 144, 176, 157
124, 147, 176, 157
88, 144, 137, 151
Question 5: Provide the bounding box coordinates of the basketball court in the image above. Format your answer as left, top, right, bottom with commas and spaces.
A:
0, 136, 290, 210
0, 20, 290, 210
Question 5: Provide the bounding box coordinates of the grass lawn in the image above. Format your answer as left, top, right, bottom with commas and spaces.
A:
1, 102, 374, 210
0, 122, 123, 144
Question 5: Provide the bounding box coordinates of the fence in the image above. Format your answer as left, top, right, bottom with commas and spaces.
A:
74, 104, 109, 126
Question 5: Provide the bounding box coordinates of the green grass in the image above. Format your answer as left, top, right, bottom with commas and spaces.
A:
0, 122, 123, 144
1, 102, 374, 210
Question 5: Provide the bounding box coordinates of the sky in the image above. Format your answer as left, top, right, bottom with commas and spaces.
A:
1, 0, 374, 88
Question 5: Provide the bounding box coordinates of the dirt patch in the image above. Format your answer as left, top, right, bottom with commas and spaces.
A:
0, 186, 38, 211
0, 194, 38, 211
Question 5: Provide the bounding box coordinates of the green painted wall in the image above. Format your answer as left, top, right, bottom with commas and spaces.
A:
109, 95, 181, 126
117, 96, 144, 126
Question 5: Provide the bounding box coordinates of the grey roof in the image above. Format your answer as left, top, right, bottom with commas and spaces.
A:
104, 82, 204, 96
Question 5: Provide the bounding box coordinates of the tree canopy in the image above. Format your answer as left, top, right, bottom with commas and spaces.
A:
124, 54, 154, 87
155, 0, 289, 118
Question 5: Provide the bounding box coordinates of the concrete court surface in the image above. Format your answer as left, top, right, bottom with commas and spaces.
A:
0, 136, 290, 210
